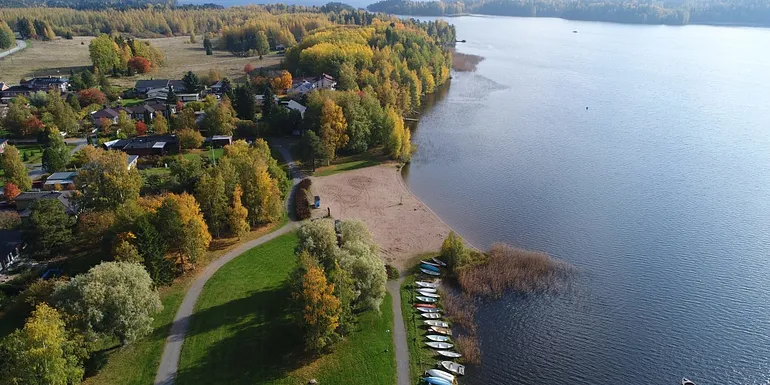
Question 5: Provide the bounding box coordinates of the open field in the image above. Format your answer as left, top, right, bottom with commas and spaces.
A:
0, 36, 282, 88
177, 231, 396, 385
311, 164, 452, 269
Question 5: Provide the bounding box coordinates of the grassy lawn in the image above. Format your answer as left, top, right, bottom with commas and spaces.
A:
182, 148, 224, 162
15, 144, 45, 164
120, 98, 144, 107
177, 231, 396, 385
140, 167, 171, 177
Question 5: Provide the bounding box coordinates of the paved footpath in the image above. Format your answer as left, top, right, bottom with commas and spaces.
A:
388, 277, 411, 385
0, 40, 26, 59
154, 144, 300, 385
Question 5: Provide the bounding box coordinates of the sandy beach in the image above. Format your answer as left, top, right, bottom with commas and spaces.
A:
311, 164, 452, 269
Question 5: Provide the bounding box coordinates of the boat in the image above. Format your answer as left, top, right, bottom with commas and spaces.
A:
424, 320, 450, 327
425, 369, 455, 382
439, 361, 466, 376
426, 334, 451, 342
431, 257, 447, 266
417, 307, 441, 313
682, 379, 697, 385
415, 281, 439, 288
421, 312, 442, 319
420, 268, 441, 276
423, 377, 452, 385
421, 263, 440, 272
415, 303, 436, 308
418, 291, 440, 298
430, 326, 452, 335
426, 341, 454, 349
436, 350, 462, 358
421, 259, 441, 267
573, 30, 578, 33
416, 287, 437, 294
416, 296, 438, 303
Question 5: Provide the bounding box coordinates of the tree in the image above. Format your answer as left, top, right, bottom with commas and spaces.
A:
203, 37, 213, 55
243, 63, 255, 74
337, 62, 358, 91
0, 304, 84, 385
441, 231, 469, 269
22, 199, 75, 257
152, 114, 169, 134
233, 84, 257, 121
293, 254, 341, 353
243, 165, 282, 225
15, 17, 35, 40
74, 149, 142, 211
3, 96, 33, 137
75, 211, 115, 248
127, 56, 152, 74
227, 184, 249, 239
1, 145, 32, 191
182, 71, 203, 93
133, 216, 175, 286
154, 193, 211, 271
255, 30, 270, 57
170, 156, 203, 192
166, 85, 178, 105
42, 148, 66, 173
114, 239, 142, 263
76, 88, 106, 108
337, 239, 386, 311
178, 128, 204, 149
300, 130, 327, 170
89, 34, 121, 74
195, 170, 228, 237
134, 120, 148, 136
0, 20, 14, 50
386, 106, 410, 162
297, 219, 339, 269
3, 182, 20, 201
319, 99, 348, 163
53, 262, 162, 345
221, 77, 234, 100
262, 87, 276, 118
44, 91, 79, 134
116, 110, 136, 137
81, 70, 96, 89
203, 96, 236, 135
172, 108, 196, 130
41, 126, 70, 173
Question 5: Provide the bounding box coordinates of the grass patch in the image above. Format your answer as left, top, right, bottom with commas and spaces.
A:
182, 148, 224, 163
177, 231, 396, 385
140, 167, 171, 177
15, 143, 45, 165
120, 98, 144, 107
400, 275, 441, 384
312, 147, 389, 177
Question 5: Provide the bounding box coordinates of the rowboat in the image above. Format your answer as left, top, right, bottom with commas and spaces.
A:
416, 287, 437, 293
416, 296, 438, 303
425, 369, 455, 383
420, 268, 440, 276
430, 326, 452, 335
423, 377, 452, 385
426, 334, 451, 342
417, 307, 441, 313
431, 257, 447, 266
421, 263, 440, 272
424, 320, 450, 327
418, 291, 440, 298
426, 341, 454, 349
682, 379, 697, 385
414, 303, 436, 308
439, 361, 465, 376
436, 350, 462, 358
421, 259, 441, 267
421, 312, 442, 319
415, 281, 439, 288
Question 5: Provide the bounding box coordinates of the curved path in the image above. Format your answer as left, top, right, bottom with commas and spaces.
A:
0, 40, 26, 59
388, 277, 411, 385
154, 144, 300, 385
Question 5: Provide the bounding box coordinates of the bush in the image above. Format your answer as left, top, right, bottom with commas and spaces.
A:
294, 178, 312, 220
235, 119, 258, 138
385, 264, 399, 279
0, 211, 21, 229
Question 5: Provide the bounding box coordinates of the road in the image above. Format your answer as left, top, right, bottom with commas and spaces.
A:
154, 143, 301, 385
388, 277, 411, 385
0, 40, 27, 60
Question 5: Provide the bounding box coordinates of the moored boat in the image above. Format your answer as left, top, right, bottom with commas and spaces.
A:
682, 378, 697, 385
417, 287, 438, 294
417, 307, 441, 313
417, 291, 440, 298
436, 350, 462, 358
421, 263, 440, 272
426, 334, 451, 342
421, 312, 442, 319
426, 341, 454, 349
424, 320, 450, 327
421, 259, 441, 267
423, 376, 452, 385
414, 303, 436, 308
431, 257, 447, 266
420, 268, 441, 276
439, 361, 465, 376
415, 281, 439, 288
430, 326, 452, 335
425, 369, 455, 382
416, 296, 438, 303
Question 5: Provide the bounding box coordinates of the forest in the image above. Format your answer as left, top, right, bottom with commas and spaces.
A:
366, 0, 770, 26
0, 0, 173, 10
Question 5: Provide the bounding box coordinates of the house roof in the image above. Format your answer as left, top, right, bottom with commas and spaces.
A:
0, 229, 22, 258
131, 104, 156, 114
136, 79, 171, 89
91, 108, 120, 119
127, 155, 139, 168
17, 191, 77, 217
211, 135, 232, 140
0, 139, 7, 145
46, 172, 77, 181
285, 100, 307, 115
121, 135, 179, 150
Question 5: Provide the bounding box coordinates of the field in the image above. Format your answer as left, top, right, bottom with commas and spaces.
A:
177, 231, 397, 385
0, 36, 283, 88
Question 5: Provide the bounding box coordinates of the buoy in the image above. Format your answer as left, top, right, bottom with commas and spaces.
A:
586, 107, 589, 110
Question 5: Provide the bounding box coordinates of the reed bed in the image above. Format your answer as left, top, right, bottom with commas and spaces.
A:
454, 334, 481, 364
442, 290, 477, 334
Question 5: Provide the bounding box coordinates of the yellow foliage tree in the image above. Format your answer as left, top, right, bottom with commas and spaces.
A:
293, 255, 341, 352
228, 184, 249, 239
319, 98, 348, 164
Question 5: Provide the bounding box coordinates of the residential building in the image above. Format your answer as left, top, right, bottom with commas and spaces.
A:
15, 191, 77, 217
135, 79, 185, 94
287, 73, 337, 96
0, 229, 23, 272
103, 134, 180, 156
146, 87, 200, 103
205, 135, 232, 148
44, 172, 77, 190
91, 103, 176, 125
283, 100, 307, 118
0, 76, 70, 104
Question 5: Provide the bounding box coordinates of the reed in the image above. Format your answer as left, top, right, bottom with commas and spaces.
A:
457, 243, 570, 297
454, 334, 481, 364
442, 290, 477, 334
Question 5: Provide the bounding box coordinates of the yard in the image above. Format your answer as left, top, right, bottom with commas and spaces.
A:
177, 231, 397, 385
182, 148, 224, 162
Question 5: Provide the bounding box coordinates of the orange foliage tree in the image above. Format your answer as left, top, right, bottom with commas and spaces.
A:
243, 63, 255, 74
127, 56, 152, 74
135, 121, 148, 136
3, 182, 20, 201
77, 88, 106, 107
21, 116, 44, 137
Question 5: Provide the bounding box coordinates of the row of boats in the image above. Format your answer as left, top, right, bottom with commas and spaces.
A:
413, 257, 466, 385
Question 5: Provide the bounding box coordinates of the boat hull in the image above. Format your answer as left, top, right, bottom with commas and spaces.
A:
420, 268, 441, 276
416, 296, 438, 303
437, 350, 462, 358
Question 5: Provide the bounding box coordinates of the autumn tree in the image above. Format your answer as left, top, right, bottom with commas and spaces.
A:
292, 252, 341, 353
0, 20, 14, 50
44, 91, 79, 134
127, 56, 152, 74
2, 96, 33, 137
0, 304, 85, 385
3, 182, 20, 201
202, 96, 236, 135
113, 239, 142, 263
244, 63, 255, 74
152, 114, 169, 134
385, 106, 411, 162
69, 145, 101, 168
22, 199, 75, 258
53, 262, 162, 345
75, 211, 115, 248
116, 110, 136, 137
172, 108, 196, 130
195, 170, 228, 237
74, 148, 142, 211
1, 145, 32, 191
441, 231, 469, 269
154, 193, 211, 271
89, 34, 120, 74
178, 128, 204, 150
77, 88, 106, 108
228, 184, 249, 239
15, 17, 35, 40
319, 98, 348, 164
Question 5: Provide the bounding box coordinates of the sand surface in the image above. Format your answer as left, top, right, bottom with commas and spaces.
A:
311, 164, 451, 269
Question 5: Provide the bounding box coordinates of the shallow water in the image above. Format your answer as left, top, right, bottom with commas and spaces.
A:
404, 16, 770, 385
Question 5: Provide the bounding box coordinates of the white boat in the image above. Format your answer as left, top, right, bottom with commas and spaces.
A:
430, 326, 452, 335
426, 334, 451, 342
682, 379, 697, 385
431, 257, 447, 266
424, 320, 450, 327
426, 341, 454, 349
437, 350, 462, 358
417, 307, 441, 313
415, 281, 439, 288
417, 287, 438, 294
439, 361, 465, 376
421, 268, 441, 276
416, 296, 438, 303
425, 369, 455, 383
421, 259, 441, 267
422, 312, 442, 319
418, 291, 440, 298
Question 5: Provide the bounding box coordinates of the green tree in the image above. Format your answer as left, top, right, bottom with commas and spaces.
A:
15, 17, 34, 40
0, 20, 14, 50
113, 240, 142, 263
89, 34, 121, 74
81, 70, 96, 89
166, 85, 178, 105
2, 96, 33, 137
1, 145, 32, 191
300, 128, 326, 170
74, 149, 142, 211
233, 84, 257, 121
22, 199, 75, 258
441, 231, 469, 269
41, 127, 70, 173
297, 219, 338, 269
53, 262, 162, 345
194, 170, 228, 237
203, 96, 236, 135
133, 216, 175, 286
172, 107, 196, 130
0, 304, 84, 385
178, 128, 204, 150
170, 156, 204, 192
255, 30, 270, 57
44, 91, 79, 134
203, 37, 213, 55
337, 62, 358, 91
116, 110, 136, 137
182, 70, 203, 93
320, 98, 348, 163
262, 87, 275, 118
152, 114, 169, 134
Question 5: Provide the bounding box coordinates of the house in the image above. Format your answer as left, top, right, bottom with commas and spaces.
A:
287, 74, 337, 97
127, 155, 139, 170
287, 81, 315, 97
0, 82, 8, 91
91, 103, 176, 126
15, 191, 78, 217
283, 100, 307, 118
210, 81, 224, 95
90, 108, 121, 125
25, 76, 69, 92
0, 229, 23, 272
44, 172, 77, 190
0, 139, 7, 154
103, 135, 180, 156
145, 88, 200, 103
315, 73, 336, 90
0, 85, 34, 104
135, 79, 186, 94
205, 135, 232, 148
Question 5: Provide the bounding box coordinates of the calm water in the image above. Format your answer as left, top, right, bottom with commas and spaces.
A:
404, 16, 770, 385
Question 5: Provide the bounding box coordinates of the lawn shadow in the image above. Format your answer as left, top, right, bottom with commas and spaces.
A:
175, 283, 312, 385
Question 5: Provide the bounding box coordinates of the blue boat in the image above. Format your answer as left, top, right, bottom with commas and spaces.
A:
423, 376, 452, 385
421, 263, 440, 272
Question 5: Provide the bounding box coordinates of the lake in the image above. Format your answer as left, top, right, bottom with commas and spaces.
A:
403, 16, 770, 385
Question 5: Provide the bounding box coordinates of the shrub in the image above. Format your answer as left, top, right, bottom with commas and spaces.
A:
0, 211, 21, 229
294, 178, 312, 220
385, 264, 399, 279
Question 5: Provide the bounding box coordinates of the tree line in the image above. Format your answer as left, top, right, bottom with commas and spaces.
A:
367, 0, 770, 26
